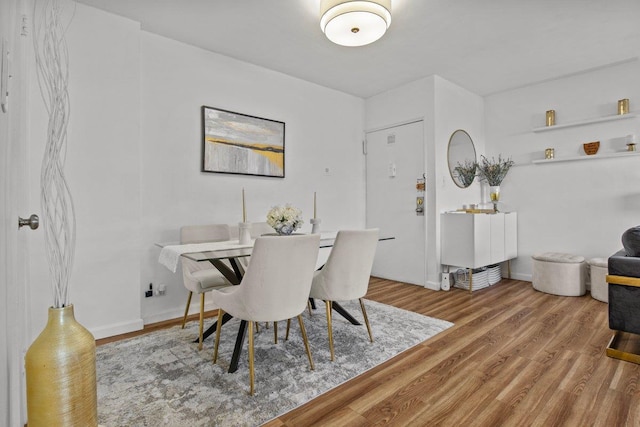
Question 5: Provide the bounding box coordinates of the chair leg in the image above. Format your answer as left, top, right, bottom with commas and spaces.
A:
297, 315, 315, 371
198, 293, 205, 351
274, 321, 278, 344
248, 320, 255, 396
359, 298, 374, 343
285, 318, 291, 340
307, 300, 313, 317
181, 291, 193, 329
325, 300, 335, 361
213, 309, 224, 364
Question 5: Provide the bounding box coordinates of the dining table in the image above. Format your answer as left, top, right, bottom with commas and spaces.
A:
157, 231, 394, 373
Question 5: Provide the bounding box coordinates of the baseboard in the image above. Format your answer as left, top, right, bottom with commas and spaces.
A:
425, 280, 441, 291
142, 300, 220, 326
90, 318, 144, 340
509, 272, 532, 282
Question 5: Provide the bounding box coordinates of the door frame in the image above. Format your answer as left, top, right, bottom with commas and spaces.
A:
2, 0, 31, 424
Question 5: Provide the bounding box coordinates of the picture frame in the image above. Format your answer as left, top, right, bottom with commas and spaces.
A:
201, 106, 285, 178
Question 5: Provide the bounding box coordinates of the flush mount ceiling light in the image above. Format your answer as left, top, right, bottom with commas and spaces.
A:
320, 0, 392, 47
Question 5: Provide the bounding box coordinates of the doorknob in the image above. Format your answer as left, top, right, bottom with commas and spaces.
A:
18, 214, 39, 230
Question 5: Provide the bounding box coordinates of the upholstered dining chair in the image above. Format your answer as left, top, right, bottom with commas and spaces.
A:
180, 224, 233, 350
211, 234, 320, 395
309, 229, 379, 361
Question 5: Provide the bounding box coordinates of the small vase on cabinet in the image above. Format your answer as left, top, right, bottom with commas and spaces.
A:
489, 186, 501, 212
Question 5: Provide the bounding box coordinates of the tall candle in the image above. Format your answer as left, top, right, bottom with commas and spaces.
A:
313, 192, 317, 219
242, 188, 246, 223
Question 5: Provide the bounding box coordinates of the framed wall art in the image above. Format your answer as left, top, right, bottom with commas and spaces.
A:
201, 106, 285, 178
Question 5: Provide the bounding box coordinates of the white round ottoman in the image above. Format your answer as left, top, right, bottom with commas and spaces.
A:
532, 252, 586, 296
588, 257, 608, 303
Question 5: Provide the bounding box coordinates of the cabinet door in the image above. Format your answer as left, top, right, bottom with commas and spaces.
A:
473, 214, 491, 268
489, 213, 505, 264
505, 212, 518, 259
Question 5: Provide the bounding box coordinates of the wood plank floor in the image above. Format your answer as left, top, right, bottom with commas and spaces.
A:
98, 278, 640, 426
264, 278, 640, 426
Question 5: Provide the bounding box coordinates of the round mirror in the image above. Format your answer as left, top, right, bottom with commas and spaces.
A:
447, 129, 477, 188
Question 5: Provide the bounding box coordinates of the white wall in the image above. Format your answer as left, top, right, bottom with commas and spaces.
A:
485, 60, 640, 280
139, 33, 365, 323
365, 76, 485, 288
27, 5, 143, 340
25, 4, 365, 338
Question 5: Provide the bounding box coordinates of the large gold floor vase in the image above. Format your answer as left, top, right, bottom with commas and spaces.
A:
25, 305, 98, 427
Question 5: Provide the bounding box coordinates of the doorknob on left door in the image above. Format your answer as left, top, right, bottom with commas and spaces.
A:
18, 214, 39, 230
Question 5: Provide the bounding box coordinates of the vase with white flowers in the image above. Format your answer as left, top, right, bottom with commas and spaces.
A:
266, 204, 304, 235
476, 154, 515, 212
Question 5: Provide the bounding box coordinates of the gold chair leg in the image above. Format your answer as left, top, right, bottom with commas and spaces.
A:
325, 300, 334, 361
181, 291, 193, 329
297, 315, 315, 371
248, 321, 255, 395
213, 309, 224, 364
307, 300, 313, 316
198, 293, 205, 351
274, 321, 278, 344
285, 318, 291, 340
359, 298, 374, 343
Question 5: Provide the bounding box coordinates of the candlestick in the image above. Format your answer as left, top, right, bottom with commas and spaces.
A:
242, 188, 246, 223
313, 192, 317, 219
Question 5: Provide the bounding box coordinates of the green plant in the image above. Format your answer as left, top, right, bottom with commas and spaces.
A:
453, 160, 477, 187
477, 154, 514, 186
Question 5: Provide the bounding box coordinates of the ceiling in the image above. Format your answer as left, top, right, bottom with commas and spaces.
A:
74, 0, 640, 98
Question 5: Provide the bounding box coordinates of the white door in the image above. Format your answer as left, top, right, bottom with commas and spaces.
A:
366, 120, 426, 286
1, 0, 30, 424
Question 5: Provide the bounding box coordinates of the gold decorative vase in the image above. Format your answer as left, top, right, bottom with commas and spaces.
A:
25, 305, 98, 427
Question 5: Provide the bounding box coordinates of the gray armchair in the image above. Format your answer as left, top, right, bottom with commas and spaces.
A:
606, 226, 640, 364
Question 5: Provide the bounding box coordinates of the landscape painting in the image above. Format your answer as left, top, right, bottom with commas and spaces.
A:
202, 106, 285, 178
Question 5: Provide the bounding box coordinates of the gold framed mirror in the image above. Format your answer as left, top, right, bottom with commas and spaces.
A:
447, 129, 476, 188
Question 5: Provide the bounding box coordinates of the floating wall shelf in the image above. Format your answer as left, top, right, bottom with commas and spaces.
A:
532, 151, 640, 165
532, 113, 637, 133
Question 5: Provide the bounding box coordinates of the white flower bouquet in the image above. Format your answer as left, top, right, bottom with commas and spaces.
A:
266, 204, 304, 235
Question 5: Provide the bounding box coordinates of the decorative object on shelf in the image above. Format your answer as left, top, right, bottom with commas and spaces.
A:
453, 160, 477, 188
545, 148, 555, 159
320, 0, 391, 47
546, 110, 556, 126
618, 98, 630, 115
26, 1, 98, 425
477, 154, 514, 212
583, 141, 600, 155
628, 143, 637, 152
266, 204, 304, 235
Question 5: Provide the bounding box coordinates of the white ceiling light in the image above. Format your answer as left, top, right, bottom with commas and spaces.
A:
320, 0, 392, 47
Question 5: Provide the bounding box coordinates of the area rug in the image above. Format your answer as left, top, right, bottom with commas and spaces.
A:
96, 299, 453, 426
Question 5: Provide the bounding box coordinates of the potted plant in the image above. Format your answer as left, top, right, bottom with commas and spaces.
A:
476, 155, 515, 212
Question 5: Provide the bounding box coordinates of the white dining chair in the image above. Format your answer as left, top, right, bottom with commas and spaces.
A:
180, 224, 233, 350
211, 234, 320, 395
309, 229, 379, 361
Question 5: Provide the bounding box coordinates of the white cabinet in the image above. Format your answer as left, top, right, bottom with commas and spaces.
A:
441, 212, 518, 269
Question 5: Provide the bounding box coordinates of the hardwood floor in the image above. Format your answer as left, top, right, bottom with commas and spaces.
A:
98, 278, 640, 426
264, 278, 640, 426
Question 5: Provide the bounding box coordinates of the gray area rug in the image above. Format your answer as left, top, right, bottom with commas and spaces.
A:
96, 299, 453, 426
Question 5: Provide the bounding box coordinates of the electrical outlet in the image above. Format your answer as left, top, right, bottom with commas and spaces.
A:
145, 283, 153, 298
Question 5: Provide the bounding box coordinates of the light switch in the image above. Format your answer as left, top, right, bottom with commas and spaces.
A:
388, 162, 396, 177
